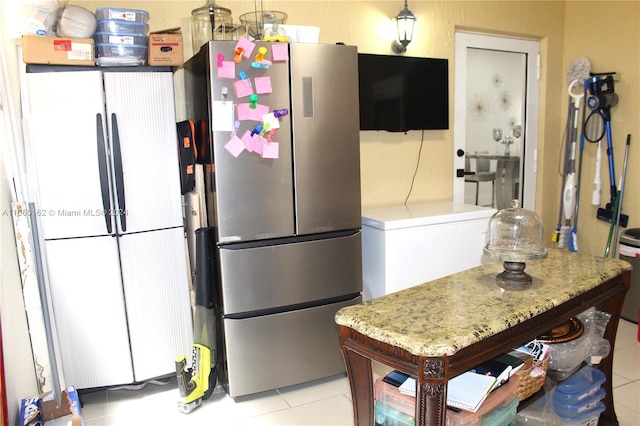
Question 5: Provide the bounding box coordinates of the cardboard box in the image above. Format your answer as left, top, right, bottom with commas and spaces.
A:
18, 386, 83, 425
148, 28, 183, 66
22, 35, 95, 66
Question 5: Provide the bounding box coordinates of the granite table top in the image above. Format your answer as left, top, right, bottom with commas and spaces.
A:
335, 248, 631, 357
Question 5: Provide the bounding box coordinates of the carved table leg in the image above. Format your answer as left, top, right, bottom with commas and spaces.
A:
340, 327, 374, 426
596, 279, 628, 426
416, 357, 448, 426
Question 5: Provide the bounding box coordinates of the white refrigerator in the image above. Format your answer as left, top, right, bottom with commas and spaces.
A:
23, 66, 193, 389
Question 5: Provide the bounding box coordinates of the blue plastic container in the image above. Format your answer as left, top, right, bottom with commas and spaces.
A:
554, 365, 606, 403
553, 386, 605, 417
556, 401, 605, 426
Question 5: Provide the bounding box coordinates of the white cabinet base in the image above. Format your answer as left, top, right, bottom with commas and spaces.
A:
361, 202, 496, 300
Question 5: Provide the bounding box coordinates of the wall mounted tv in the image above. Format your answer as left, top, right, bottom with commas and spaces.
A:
358, 53, 449, 132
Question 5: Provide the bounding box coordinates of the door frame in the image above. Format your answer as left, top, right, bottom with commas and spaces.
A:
453, 31, 540, 210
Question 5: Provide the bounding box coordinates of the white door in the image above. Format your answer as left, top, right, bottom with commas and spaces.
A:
103, 72, 183, 234
44, 237, 133, 388
24, 71, 115, 239
453, 32, 540, 211
118, 228, 193, 381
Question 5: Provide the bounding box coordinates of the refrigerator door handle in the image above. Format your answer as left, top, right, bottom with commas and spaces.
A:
96, 113, 113, 234
110, 113, 127, 233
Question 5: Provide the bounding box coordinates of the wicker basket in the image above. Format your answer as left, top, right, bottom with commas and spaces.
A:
515, 355, 549, 401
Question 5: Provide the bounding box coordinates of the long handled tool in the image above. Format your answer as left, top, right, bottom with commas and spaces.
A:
569, 81, 586, 252
554, 57, 591, 246
552, 98, 573, 245
176, 227, 217, 414
559, 81, 582, 248
606, 135, 631, 258
591, 140, 602, 207
586, 74, 628, 227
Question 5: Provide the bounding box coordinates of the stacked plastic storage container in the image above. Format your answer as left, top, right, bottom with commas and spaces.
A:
94, 7, 150, 66
552, 365, 606, 425
373, 374, 520, 425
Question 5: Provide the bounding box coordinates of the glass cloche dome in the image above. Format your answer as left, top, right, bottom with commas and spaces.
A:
484, 200, 547, 287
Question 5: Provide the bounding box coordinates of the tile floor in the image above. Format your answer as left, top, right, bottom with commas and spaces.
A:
77, 319, 639, 425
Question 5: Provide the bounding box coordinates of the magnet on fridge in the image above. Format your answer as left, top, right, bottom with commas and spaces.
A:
265, 128, 277, 142
273, 108, 288, 118
254, 46, 267, 62
234, 47, 244, 63
251, 61, 270, 70
239, 71, 251, 87
221, 86, 228, 102
251, 124, 263, 136
249, 94, 259, 109
216, 53, 224, 67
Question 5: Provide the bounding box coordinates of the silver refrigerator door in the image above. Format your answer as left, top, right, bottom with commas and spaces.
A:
206, 41, 295, 242
289, 43, 362, 234
219, 231, 362, 315
223, 295, 361, 397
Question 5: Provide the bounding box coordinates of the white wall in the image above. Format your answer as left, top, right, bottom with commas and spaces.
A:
0, 1, 39, 424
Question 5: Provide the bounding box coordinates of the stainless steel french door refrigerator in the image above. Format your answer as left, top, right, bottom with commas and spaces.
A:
184, 41, 363, 397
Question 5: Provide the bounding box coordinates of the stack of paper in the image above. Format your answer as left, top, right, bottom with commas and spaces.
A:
446, 371, 498, 413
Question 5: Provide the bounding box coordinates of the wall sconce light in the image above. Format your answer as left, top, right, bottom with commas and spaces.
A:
391, 0, 416, 54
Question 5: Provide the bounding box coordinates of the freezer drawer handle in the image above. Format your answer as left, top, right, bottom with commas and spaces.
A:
96, 113, 112, 234
111, 113, 127, 232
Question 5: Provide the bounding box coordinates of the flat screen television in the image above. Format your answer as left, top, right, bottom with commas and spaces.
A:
358, 53, 449, 132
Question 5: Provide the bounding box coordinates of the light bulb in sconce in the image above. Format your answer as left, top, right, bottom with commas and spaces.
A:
391, 0, 416, 54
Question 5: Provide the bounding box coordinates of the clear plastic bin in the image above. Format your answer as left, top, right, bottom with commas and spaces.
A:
95, 8, 149, 23
374, 400, 414, 426
374, 377, 415, 416
374, 373, 521, 425
96, 20, 149, 35
446, 375, 520, 426
94, 32, 148, 46
95, 43, 147, 67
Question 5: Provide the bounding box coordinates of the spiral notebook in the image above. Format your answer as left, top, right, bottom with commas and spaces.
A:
446, 371, 498, 412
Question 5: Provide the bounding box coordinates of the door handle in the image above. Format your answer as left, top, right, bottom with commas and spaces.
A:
111, 113, 127, 233
96, 113, 112, 234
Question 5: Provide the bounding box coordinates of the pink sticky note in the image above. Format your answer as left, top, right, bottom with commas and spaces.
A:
233, 79, 254, 99
251, 135, 266, 155
237, 103, 252, 121
237, 103, 270, 121
254, 76, 272, 94
224, 134, 245, 157
271, 44, 289, 62
262, 142, 279, 159
235, 37, 255, 58
240, 130, 254, 152
217, 61, 235, 78
251, 104, 270, 121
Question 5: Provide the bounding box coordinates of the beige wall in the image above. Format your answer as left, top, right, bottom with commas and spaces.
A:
74, 0, 567, 208
72, 1, 640, 257
559, 1, 640, 257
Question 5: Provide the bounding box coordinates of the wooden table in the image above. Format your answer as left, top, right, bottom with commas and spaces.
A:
335, 249, 631, 425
